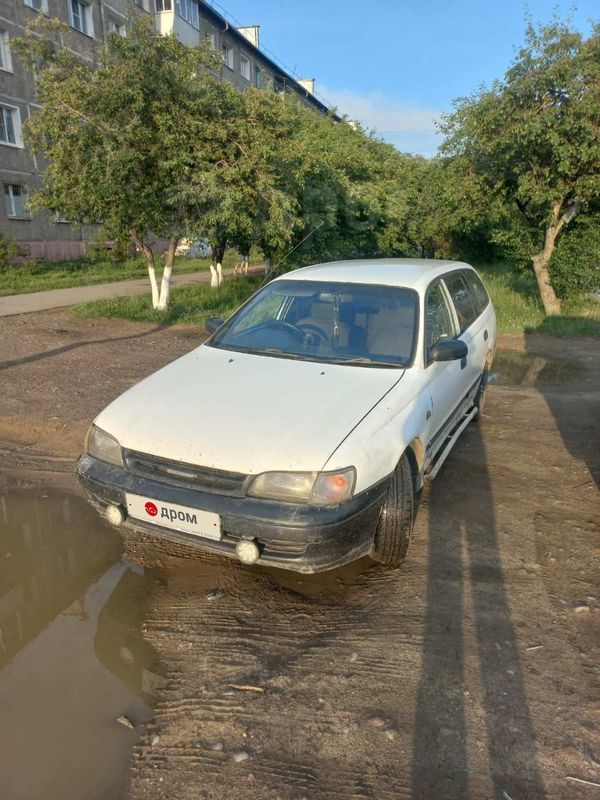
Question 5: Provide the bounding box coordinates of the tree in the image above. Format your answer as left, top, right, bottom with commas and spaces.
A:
16, 18, 248, 310
198, 87, 306, 279
440, 19, 600, 314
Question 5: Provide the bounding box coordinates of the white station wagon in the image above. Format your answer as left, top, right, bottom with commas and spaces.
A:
77, 259, 496, 573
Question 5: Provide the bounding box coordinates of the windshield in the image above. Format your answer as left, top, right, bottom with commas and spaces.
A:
208, 280, 419, 368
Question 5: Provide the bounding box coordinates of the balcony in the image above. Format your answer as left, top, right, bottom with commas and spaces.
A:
154, 10, 200, 46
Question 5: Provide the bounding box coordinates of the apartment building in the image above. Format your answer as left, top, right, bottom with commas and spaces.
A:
0, 0, 332, 259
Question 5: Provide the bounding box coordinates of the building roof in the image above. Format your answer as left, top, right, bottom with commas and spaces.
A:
199, 1, 337, 118
276, 258, 474, 292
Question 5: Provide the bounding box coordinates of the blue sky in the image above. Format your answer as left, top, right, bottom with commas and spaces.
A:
214, 0, 597, 155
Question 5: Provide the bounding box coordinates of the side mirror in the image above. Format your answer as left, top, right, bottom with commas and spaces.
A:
430, 339, 468, 362
205, 317, 224, 335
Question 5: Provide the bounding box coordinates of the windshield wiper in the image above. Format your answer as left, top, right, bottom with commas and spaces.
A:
328, 357, 405, 368
237, 347, 305, 360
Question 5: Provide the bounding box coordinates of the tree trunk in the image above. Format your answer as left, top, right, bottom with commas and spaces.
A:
531, 252, 562, 316
210, 241, 227, 289
530, 199, 581, 317
131, 229, 159, 308
157, 235, 178, 311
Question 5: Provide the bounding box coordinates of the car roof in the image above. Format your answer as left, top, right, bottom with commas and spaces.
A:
274, 258, 475, 293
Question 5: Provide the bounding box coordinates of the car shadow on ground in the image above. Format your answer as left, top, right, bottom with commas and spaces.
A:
412, 425, 546, 800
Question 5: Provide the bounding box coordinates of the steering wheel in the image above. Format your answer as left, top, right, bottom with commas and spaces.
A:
297, 323, 330, 346
261, 319, 305, 341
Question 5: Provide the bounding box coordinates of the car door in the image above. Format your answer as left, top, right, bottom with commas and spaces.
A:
443, 270, 490, 402
463, 268, 496, 362
422, 279, 468, 466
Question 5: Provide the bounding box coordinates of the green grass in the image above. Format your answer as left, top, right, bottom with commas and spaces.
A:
71, 259, 600, 338
71, 275, 263, 326
476, 262, 600, 337
0, 250, 251, 297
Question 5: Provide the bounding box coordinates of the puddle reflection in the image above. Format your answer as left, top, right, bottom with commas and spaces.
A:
0, 489, 164, 800
490, 350, 585, 386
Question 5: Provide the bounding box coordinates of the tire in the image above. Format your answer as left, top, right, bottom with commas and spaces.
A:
371, 454, 414, 566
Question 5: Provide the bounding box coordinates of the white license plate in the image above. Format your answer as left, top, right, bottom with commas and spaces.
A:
126, 493, 222, 541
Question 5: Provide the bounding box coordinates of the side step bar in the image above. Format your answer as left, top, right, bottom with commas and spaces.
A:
425, 406, 479, 481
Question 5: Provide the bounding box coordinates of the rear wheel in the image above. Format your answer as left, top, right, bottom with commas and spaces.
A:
371, 454, 414, 566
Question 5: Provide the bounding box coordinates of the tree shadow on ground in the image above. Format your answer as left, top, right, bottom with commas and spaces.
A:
0, 326, 166, 373
412, 425, 546, 799
524, 334, 599, 489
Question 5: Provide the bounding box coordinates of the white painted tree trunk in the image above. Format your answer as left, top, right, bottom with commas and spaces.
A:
148, 264, 160, 309
210, 265, 219, 288
217, 263, 223, 286
156, 263, 173, 311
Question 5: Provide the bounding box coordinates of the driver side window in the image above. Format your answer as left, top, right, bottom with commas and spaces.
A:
426, 282, 455, 355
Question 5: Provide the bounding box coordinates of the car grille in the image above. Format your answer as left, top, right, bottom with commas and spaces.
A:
123, 450, 249, 497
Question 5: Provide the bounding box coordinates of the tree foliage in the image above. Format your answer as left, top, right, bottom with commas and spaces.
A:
16, 18, 431, 308
16, 14, 600, 317
439, 19, 600, 313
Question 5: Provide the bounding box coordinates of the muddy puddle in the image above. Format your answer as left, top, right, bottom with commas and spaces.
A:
0, 487, 378, 800
0, 489, 165, 800
490, 349, 585, 386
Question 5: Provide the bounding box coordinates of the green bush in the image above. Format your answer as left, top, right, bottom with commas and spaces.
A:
550, 216, 600, 297
86, 231, 135, 264
0, 233, 25, 272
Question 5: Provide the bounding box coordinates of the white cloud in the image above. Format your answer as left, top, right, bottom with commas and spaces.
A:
318, 86, 443, 156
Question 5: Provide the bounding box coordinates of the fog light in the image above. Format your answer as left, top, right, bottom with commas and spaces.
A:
105, 504, 125, 526
235, 539, 260, 565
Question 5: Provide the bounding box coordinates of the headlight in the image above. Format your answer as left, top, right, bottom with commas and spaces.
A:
86, 425, 123, 467
247, 467, 356, 506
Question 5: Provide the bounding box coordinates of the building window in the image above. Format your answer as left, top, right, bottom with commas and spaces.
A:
174, 0, 199, 28
240, 53, 250, 81
222, 43, 234, 70
24, 0, 49, 14
106, 17, 126, 36
4, 185, 30, 219
205, 31, 216, 49
69, 0, 94, 36
0, 30, 13, 72
155, 0, 172, 9
0, 105, 22, 147
255, 66, 262, 87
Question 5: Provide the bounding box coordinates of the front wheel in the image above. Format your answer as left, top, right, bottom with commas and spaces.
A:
371, 454, 414, 566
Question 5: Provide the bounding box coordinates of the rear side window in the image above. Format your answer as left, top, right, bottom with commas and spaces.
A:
463, 270, 490, 316
444, 273, 477, 333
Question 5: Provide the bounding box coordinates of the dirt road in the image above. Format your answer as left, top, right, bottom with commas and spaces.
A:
1, 310, 598, 800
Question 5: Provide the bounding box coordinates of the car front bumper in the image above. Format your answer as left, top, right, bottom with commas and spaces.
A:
75, 454, 389, 573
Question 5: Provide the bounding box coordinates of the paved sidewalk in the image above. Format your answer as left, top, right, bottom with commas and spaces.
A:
0, 264, 265, 317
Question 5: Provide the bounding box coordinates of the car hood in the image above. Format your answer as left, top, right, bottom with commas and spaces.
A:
95, 345, 404, 475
